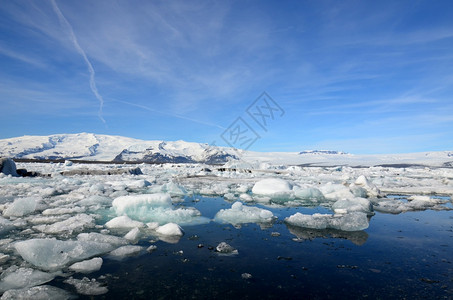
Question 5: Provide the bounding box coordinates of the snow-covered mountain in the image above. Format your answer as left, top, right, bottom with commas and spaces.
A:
0, 133, 237, 164
0, 133, 452, 167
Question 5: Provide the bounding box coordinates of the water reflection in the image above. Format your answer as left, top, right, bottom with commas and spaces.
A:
285, 223, 369, 246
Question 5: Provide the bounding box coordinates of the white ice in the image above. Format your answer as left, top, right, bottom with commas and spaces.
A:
155, 223, 184, 236
285, 212, 369, 231
14, 238, 115, 271
0, 266, 55, 293
214, 201, 274, 225
69, 257, 103, 273
0, 285, 74, 300
64, 277, 108, 296
2, 197, 38, 217
252, 178, 293, 196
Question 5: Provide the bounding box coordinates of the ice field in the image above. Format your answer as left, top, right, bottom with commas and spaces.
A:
0, 160, 452, 298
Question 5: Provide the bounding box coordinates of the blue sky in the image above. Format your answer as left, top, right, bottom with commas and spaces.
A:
1, 0, 452, 154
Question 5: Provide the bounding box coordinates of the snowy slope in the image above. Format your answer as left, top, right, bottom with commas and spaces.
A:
0, 133, 237, 164
0, 133, 452, 167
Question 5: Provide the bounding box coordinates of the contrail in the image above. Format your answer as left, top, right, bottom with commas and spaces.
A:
51, 0, 106, 124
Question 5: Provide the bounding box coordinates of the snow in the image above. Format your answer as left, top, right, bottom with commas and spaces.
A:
69, 257, 103, 273
155, 223, 184, 236
285, 212, 369, 231
214, 202, 274, 225
0, 266, 55, 293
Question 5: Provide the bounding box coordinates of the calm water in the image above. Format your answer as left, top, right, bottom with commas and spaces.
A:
52, 196, 452, 299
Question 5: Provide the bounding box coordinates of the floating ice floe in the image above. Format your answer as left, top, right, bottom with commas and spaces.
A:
105, 215, 145, 229
33, 214, 95, 234
214, 201, 274, 225
64, 277, 108, 296
285, 212, 369, 231
0, 285, 74, 300
156, 223, 184, 236
108, 245, 144, 258
350, 175, 381, 198
69, 257, 103, 274
0, 266, 55, 293
2, 197, 38, 217
14, 238, 116, 271
293, 186, 325, 201
332, 197, 373, 215
216, 242, 238, 254
111, 193, 207, 225
252, 178, 293, 197
373, 195, 451, 214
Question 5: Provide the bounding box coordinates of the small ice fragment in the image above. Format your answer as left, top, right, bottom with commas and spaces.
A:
64, 277, 108, 296
109, 245, 143, 258
0, 285, 74, 300
124, 227, 140, 241
241, 273, 252, 279
216, 242, 238, 254
105, 216, 145, 229
69, 257, 103, 274
33, 214, 95, 234
156, 223, 184, 236
146, 245, 157, 252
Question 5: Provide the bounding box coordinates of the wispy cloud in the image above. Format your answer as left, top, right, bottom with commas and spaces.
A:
50, 0, 105, 124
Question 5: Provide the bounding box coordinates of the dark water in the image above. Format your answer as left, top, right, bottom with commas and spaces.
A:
55, 196, 453, 299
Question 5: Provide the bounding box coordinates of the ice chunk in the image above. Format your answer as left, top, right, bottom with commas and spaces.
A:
109, 245, 143, 258
320, 183, 355, 200
69, 257, 103, 274
77, 232, 128, 247
0, 285, 74, 300
0, 217, 14, 236
124, 227, 141, 241
64, 277, 108, 296
78, 195, 112, 206
351, 175, 381, 197
111, 193, 206, 225
293, 187, 325, 201
33, 214, 95, 234
0, 266, 55, 293
14, 238, 115, 271
332, 198, 373, 215
214, 202, 274, 225
285, 212, 369, 231
216, 242, 238, 254
105, 215, 145, 229
155, 223, 184, 236
42, 206, 85, 215
3, 197, 38, 217
252, 178, 292, 196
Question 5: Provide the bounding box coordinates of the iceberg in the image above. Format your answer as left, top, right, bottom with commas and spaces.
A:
155, 223, 184, 236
